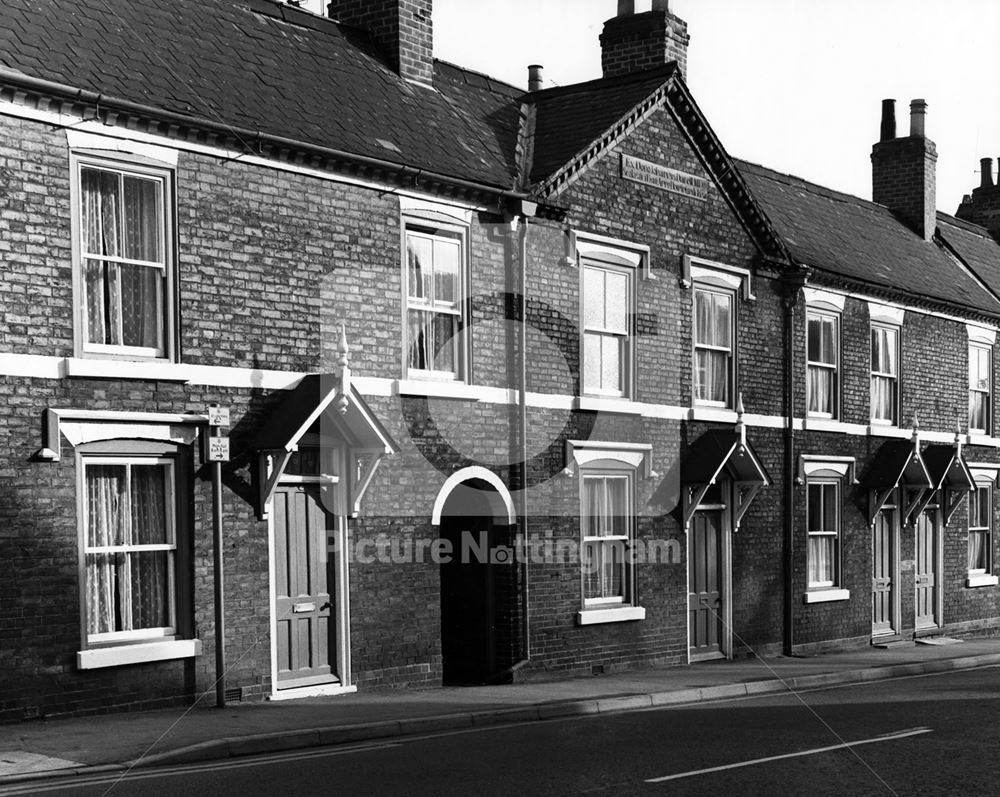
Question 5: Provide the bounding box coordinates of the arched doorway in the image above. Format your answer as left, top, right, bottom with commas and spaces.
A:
435, 472, 517, 685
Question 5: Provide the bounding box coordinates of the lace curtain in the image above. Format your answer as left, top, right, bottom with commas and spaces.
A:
583, 477, 627, 600
694, 290, 731, 403
81, 167, 162, 349
85, 463, 170, 636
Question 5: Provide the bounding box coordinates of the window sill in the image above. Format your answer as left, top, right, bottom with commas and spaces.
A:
574, 396, 642, 415
395, 379, 505, 402
966, 573, 999, 588
803, 417, 869, 435
868, 424, 909, 439
65, 357, 186, 382
690, 405, 737, 423
803, 588, 850, 604
77, 639, 202, 669
576, 606, 646, 625
967, 434, 1000, 448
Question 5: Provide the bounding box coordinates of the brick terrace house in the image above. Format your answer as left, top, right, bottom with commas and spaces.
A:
1, 0, 999, 721
737, 97, 1000, 652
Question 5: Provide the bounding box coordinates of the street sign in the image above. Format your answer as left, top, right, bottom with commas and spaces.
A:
208, 405, 230, 427
208, 436, 230, 462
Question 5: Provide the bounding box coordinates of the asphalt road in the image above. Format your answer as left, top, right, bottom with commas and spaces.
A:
6, 666, 1000, 797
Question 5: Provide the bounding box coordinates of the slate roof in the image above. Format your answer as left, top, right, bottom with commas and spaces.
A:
938, 215, 1000, 304
737, 160, 1000, 316
0, 0, 521, 189
526, 65, 675, 186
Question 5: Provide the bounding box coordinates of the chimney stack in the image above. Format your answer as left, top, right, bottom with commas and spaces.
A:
600, 0, 690, 80
528, 64, 544, 92
328, 0, 434, 85
956, 155, 1000, 243
871, 98, 937, 242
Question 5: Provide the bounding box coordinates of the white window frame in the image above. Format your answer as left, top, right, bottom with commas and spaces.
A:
968, 481, 992, 578
806, 307, 841, 419
575, 234, 646, 402
580, 465, 634, 608
969, 342, 992, 435
692, 283, 736, 408
401, 213, 469, 382
800, 458, 853, 603
581, 257, 635, 399
870, 322, 900, 425
70, 151, 176, 361
78, 455, 178, 648
806, 477, 841, 590
567, 441, 650, 625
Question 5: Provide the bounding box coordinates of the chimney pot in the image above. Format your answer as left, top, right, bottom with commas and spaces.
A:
910, 99, 927, 137
617, 0, 635, 15
652, 0, 670, 10
880, 99, 896, 142
981, 158, 994, 189
527, 64, 544, 92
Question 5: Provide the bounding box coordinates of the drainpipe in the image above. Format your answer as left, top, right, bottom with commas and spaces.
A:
495, 202, 533, 682
781, 269, 808, 656
517, 215, 531, 672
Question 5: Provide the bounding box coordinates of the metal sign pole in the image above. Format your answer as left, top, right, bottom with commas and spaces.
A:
208, 404, 231, 708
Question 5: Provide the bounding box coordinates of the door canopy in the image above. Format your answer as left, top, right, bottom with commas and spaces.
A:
915, 438, 975, 526
251, 329, 397, 519
863, 435, 932, 527
682, 405, 769, 532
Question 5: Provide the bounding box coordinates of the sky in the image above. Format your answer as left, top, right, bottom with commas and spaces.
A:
433, 0, 1000, 214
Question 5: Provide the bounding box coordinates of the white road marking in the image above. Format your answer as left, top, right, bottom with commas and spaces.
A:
645, 726, 933, 783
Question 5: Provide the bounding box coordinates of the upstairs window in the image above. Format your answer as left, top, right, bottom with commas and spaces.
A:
582, 261, 633, 397
807, 309, 839, 417
73, 155, 174, 359
693, 286, 734, 406
404, 221, 466, 380
969, 343, 992, 434
871, 323, 899, 424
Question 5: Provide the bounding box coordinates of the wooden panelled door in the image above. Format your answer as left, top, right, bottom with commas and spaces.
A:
872, 508, 896, 637
273, 485, 335, 689
689, 509, 724, 660
914, 510, 940, 630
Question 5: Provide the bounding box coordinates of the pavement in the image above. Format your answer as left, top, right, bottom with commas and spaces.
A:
2, 636, 1000, 784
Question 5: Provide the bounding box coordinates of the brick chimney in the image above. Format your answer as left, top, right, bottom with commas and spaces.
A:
871, 98, 938, 242
956, 157, 1000, 243
600, 0, 690, 80
327, 0, 433, 85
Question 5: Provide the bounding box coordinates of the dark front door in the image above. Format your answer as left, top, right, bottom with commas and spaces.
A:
273, 485, 334, 689
872, 508, 896, 637
689, 509, 724, 660
915, 510, 940, 630
440, 507, 495, 684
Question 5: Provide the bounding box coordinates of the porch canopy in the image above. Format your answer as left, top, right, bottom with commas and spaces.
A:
864, 438, 932, 526
682, 429, 769, 531
915, 443, 975, 526
251, 373, 397, 519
